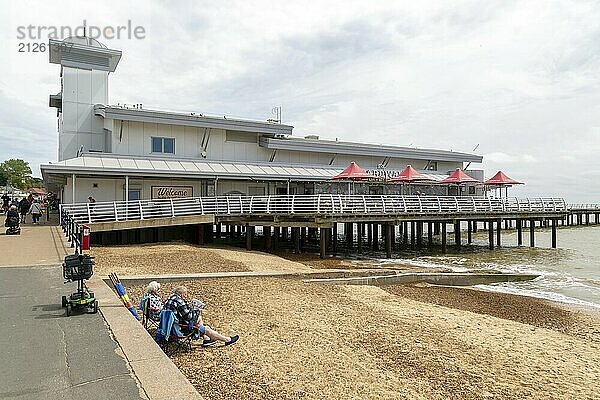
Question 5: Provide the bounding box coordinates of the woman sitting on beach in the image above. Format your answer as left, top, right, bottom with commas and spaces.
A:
140, 281, 164, 321
163, 285, 239, 346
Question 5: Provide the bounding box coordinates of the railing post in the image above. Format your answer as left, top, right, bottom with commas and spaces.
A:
362, 196, 367, 213
59, 204, 63, 227
402, 196, 407, 212
487, 197, 492, 212
139, 200, 144, 220
317, 195, 321, 214
249, 197, 254, 214
239, 196, 243, 214
526, 197, 531, 211
418, 197, 423, 213
454, 197, 459, 212
291, 195, 295, 214
226, 196, 231, 214
87, 203, 92, 224
113, 201, 119, 221
381, 196, 386, 213
338, 195, 343, 213
199, 197, 204, 214
471, 197, 476, 212
170, 199, 175, 217
267, 196, 271, 214
330, 194, 335, 214
437, 197, 441, 212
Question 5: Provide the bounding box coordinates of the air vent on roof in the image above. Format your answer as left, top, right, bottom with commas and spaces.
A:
304, 135, 319, 140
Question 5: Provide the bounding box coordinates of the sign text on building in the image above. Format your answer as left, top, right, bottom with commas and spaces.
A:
151, 186, 193, 199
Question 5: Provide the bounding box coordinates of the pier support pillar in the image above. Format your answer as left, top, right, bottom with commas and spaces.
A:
441, 223, 447, 253
416, 222, 423, 247
434, 222, 440, 235
293, 227, 301, 253
517, 219, 523, 246
385, 223, 392, 259
529, 220, 535, 247
488, 221, 494, 250
273, 227, 280, 250
357, 223, 363, 252
427, 222, 433, 246
346, 223, 353, 248
320, 228, 327, 259
246, 224, 253, 250
367, 223, 373, 248
496, 219, 502, 247
473, 221, 478, 233
301, 227, 307, 246
467, 221, 472, 244
332, 225, 338, 255
410, 221, 416, 250
372, 224, 379, 250
454, 221, 461, 247
402, 222, 408, 245
551, 219, 557, 248
196, 224, 205, 245
216, 223, 221, 239
264, 226, 272, 252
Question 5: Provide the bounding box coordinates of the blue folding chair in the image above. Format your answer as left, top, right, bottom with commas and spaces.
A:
155, 310, 198, 355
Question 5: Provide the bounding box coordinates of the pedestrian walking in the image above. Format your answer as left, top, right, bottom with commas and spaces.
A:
30, 199, 42, 224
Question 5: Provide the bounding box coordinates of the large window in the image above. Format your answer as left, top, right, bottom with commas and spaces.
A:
151, 137, 175, 154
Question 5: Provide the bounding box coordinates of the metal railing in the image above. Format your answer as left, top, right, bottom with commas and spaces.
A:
568, 204, 600, 211
60, 195, 567, 225
60, 208, 84, 254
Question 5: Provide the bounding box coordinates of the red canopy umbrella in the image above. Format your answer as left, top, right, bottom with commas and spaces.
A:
389, 165, 434, 182
483, 171, 523, 186
331, 162, 375, 180
484, 171, 523, 198
437, 168, 480, 184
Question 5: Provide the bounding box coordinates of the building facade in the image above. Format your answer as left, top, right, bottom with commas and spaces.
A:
41, 37, 483, 203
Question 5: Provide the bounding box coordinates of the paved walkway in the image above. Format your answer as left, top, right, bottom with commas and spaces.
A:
0, 223, 145, 400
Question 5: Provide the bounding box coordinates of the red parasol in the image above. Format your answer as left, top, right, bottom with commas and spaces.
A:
483, 171, 523, 186
331, 162, 375, 180
389, 165, 434, 182
437, 168, 480, 184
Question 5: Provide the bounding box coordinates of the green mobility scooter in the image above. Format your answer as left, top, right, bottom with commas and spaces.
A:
61, 254, 98, 316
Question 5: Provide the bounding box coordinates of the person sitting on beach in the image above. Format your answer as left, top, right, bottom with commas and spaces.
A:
140, 281, 164, 321
163, 285, 239, 346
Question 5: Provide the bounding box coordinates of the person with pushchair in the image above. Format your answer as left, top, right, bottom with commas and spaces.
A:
1, 193, 10, 214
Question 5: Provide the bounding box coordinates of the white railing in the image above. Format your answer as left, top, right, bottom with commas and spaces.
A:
568, 204, 600, 211
60, 196, 567, 225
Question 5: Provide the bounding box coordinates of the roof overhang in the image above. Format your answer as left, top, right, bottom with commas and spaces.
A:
94, 105, 294, 135
49, 39, 122, 72
41, 155, 339, 182
259, 137, 482, 163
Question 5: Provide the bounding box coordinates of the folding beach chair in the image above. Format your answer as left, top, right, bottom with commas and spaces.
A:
140, 296, 160, 331
155, 310, 198, 356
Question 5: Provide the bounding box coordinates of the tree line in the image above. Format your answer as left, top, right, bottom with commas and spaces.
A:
0, 159, 43, 190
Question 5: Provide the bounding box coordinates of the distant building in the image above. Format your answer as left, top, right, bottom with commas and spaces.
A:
41, 37, 483, 203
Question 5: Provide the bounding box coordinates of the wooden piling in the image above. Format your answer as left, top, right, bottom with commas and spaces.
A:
488, 221, 494, 250
529, 220, 535, 247
385, 223, 392, 259
517, 219, 522, 246
245, 224, 253, 250
467, 220, 472, 244
454, 221, 461, 247
264, 226, 272, 252
319, 227, 327, 259
496, 219, 501, 247
441, 223, 447, 253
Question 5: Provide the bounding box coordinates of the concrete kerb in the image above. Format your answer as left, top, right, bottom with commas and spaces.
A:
87, 276, 203, 400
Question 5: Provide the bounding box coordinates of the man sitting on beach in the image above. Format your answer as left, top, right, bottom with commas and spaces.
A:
163, 286, 239, 346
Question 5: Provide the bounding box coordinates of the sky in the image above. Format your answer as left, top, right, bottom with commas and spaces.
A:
0, 0, 599, 202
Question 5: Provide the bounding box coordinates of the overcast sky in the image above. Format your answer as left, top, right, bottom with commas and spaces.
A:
1, 0, 599, 201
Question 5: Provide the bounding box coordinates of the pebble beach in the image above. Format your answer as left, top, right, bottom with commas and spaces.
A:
93, 243, 600, 399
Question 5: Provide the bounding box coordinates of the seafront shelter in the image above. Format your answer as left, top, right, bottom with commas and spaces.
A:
40, 36, 483, 204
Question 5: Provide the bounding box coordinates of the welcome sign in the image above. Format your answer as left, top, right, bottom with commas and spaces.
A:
151, 186, 193, 199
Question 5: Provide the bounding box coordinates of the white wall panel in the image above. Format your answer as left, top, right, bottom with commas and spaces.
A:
77, 69, 92, 104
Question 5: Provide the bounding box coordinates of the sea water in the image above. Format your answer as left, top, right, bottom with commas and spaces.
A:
380, 225, 600, 309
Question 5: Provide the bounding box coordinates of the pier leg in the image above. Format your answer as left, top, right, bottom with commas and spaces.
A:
385, 223, 392, 259
246, 224, 253, 250
273, 227, 280, 250
428, 222, 433, 246
467, 221, 472, 244
320, 228, 327, 259
197, 224, 205, 245
473, 221, 478, 233
367, 223, 372, 248
373, 224, 379, 251
441, 223, 447, 253
410, 221, 416, 250
332, 225, 338, 255
293, 227, 301, 253
488, 221, 494, 250
390, 224, 396, 250
264, 226, 272, 252
346, 223, 353, 248
496, 219, 501, 247
517, 219, 523, 246
216, 223, 221, 239
416, 222, 423, 247
529, 220, 535, 247
403, 222, 408, 245
301, 227, 307, 247
357, 223, 363, 252
454, 221, 461, 247
551, 219, 557, 248
434, 222, 440, 235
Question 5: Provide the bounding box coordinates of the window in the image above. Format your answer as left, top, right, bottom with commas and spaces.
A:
151, 137, 175, 154
226, 130, 258, 143
427, 161, 438, 171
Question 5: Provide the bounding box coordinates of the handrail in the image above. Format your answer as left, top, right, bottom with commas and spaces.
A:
60, 195, 569, 225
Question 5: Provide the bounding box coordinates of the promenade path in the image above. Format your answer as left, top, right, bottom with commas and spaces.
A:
0, 222, 144, 400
